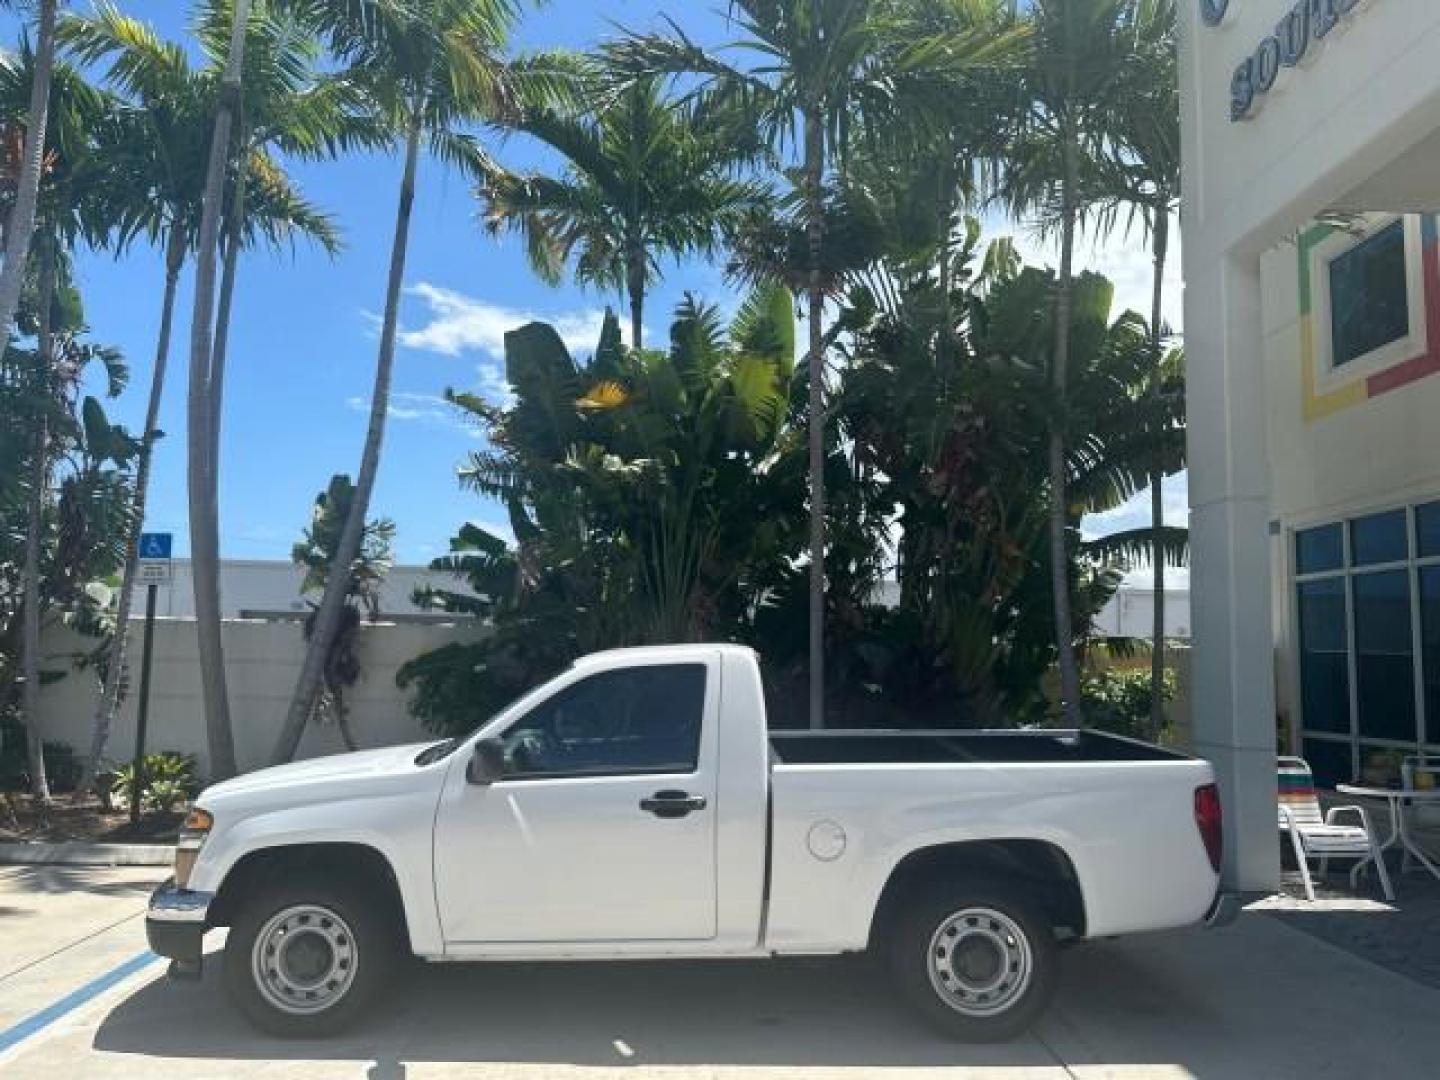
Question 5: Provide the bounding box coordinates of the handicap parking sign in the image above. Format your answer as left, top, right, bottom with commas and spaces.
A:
139, 533, 173, 560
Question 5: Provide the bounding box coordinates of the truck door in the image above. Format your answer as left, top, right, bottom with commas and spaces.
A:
433, 657, 720, 944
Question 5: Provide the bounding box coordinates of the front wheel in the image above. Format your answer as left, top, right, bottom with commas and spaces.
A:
886, 877, 1058, 1042
223, 876, 396, 1037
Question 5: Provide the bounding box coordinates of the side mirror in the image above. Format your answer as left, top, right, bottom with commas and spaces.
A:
466, 737, 507, 786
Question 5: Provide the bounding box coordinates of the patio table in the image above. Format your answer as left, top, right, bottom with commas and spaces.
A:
1336, 783, 1440, 886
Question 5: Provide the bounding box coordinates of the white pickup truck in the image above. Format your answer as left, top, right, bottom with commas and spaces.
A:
148, 644, 1233, 1041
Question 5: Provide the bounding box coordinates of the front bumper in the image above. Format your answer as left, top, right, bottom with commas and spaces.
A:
146, 878, 214, 977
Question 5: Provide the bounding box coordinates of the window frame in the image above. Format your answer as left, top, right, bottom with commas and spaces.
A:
1292, 497, 1440, 784
488, 662, 711, 783
1309, 214, 1428, 393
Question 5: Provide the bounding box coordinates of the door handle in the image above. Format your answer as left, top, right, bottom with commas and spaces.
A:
640, 790, 707, 818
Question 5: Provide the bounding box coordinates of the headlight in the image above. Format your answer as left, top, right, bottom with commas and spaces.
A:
174, 807, 213, 888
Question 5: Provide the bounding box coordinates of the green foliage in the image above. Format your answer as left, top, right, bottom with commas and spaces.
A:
292, 474, 395, 618
0, 715, 80, 794
109, 751, 200, 812
292, 474, 395, 740
0, 285, 138, 715
1081, 667, 1177, 741
399, 286, 801, 734
477, 68, 764, 342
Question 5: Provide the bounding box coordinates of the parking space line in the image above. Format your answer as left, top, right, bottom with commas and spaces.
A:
0, 950, 160, 1056
0, 908, 149, 984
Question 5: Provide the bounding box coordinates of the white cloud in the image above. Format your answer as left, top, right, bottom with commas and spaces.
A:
1000, 211, 1185, 334
1083, 472, 1191, 586
344, 391, 482, 439
394, 283, 639, 404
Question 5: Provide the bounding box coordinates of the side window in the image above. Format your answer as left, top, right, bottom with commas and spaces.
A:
499, 664, 706, 778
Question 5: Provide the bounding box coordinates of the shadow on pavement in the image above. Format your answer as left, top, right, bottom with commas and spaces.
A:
0, 865, 158, 898
92, 951, 1068, 1070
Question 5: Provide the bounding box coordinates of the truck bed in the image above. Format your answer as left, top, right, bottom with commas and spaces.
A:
768, 728, 1185, 765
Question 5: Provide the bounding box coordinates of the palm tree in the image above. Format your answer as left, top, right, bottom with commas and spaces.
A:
7, 253, 137, 802
60, 2, 345, 786
0, 0, 59, 344
1099, 0, 1179, 737
178, 0, 254, 780
273, 0, 566, 764
2, 47, 113, 801
610, 0, 1017, 728
477, 72, 761, 348
995, 0, 1138, 724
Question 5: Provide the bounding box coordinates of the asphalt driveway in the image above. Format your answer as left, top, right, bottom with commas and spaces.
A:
1, 864, 1435, 1078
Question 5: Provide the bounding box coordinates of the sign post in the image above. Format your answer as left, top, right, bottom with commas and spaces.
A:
131, 533, 172, 825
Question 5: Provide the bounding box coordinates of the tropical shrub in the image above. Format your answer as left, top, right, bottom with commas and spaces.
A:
109, 751, 200, 812
1081, 668, 1178, 741
399, 286, 801, 734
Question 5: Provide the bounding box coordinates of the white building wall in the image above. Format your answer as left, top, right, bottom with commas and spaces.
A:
1090, 589, 1192, 641
1261, 232, 1440, 528
36, 620, 486, 778
127, 560, 472, 619
1179, 0, 1440, 892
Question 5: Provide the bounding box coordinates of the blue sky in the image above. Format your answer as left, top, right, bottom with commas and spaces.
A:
5, 1, 1186, 572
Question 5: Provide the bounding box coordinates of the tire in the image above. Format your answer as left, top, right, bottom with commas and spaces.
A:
223, 873, 398, 1037
885, 876, 1058, 1042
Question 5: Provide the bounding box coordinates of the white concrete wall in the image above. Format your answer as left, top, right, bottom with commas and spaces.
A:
34, 619, 486, 779
126, 560, 474, 619
1091, 589, 1193, 641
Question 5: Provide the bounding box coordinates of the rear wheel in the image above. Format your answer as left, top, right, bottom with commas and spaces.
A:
223, 875, 396, 1037
886, 877, 1058, 1042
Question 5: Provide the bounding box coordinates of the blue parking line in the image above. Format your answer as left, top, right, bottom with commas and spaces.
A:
0, 951, 160, 1055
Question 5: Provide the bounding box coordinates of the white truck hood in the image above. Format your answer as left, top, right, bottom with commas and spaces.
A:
199, 742, 435, 806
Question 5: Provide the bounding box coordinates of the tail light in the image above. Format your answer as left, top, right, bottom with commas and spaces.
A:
1194, 783, 1223, 873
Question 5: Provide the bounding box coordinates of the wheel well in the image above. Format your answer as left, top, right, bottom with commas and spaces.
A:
869, 840, 1087, 947
208, 842, 409, 948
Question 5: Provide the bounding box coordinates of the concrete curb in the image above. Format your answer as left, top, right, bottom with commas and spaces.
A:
0, 842, 172, 867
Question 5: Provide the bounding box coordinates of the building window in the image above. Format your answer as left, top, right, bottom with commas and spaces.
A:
1297, 524, 1344, 574
1294, 500, 1440, 787
1328, 220, 1409, 368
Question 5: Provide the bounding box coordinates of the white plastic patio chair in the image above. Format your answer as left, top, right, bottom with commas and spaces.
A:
1278, 756, 1394, 902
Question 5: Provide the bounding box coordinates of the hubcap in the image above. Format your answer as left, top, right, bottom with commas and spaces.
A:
251, 903, 358, 1016
926, 906, 1033, 1018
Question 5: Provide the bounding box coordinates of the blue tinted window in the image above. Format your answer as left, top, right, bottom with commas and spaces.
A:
1351, 510, 1408, 566
1417, 502, 1440, 559
1298, 579, 1350, 735
1421, 568, 1440, 744
1329, 220, 1409, 367
1353, 571, 1416, 742
1297, 525, 1344, 574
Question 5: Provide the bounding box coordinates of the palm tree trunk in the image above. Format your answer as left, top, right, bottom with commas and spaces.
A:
210, 153, 248, 481
1049, 104, 1081, 725
21, 422, 49, 802
21, 236, 57, 802
804, 105, 825, 731
273, 110, 422, 765
185, 0, 251, 780
0, 0, 57, 342
1147, 206, 1171, 740
78, 231, 186, 794
626, 241, 645, 350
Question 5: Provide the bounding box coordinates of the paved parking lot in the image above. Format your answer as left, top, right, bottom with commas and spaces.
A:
2, 864, 1437, 1079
